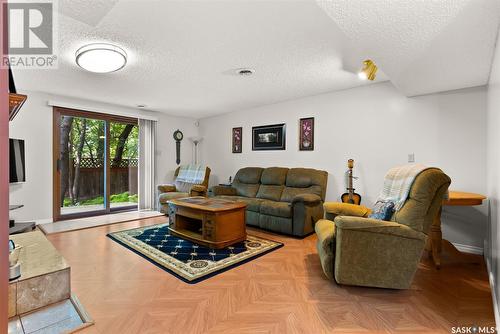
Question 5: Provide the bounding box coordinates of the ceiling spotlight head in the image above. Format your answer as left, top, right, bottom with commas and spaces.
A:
358, 59, 378, 81
237, 68, 255, 76
76, 43, 127, 73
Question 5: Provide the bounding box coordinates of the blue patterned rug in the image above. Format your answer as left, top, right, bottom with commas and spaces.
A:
107, 223, 283, 284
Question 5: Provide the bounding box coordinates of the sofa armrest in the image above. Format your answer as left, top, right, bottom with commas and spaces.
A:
291, 194, 322, 206
334, 216, 426, 241
190, 184, 207, 197
158, 184, 176, 193
323, 202, 371, 217
211, 185, 237, 196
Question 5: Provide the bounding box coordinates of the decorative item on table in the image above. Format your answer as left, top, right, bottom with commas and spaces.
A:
341, 159, 362, 205
173, 129, 183, 165
252, 123, 286, 151
9, 240, 22, 281
232, 127, 242, 153
218, 177, 232, 187
299, 117, 314, 151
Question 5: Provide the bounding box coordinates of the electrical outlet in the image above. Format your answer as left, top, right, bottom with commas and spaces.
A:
408, 153, 415, 163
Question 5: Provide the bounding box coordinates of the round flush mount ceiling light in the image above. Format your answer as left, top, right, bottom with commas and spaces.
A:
75, 43, 127, 73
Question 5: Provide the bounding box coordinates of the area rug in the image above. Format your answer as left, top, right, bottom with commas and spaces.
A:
107, 223, 283, 284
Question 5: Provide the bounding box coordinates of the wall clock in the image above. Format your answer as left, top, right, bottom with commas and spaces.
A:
173, 129, 183, 165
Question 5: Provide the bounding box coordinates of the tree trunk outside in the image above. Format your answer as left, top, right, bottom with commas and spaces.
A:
59, 116, 74, 205
112, 124, 134, 167
72, 119, 87, 204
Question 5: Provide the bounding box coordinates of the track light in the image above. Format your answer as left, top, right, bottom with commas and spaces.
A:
358, 59, 378, 81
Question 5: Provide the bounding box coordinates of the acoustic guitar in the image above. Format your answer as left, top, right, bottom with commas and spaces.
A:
341, 159, 362, 205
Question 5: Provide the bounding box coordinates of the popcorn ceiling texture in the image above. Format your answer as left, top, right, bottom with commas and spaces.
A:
59, 0, 119, 27
317, 0, 500, 96
13, 0, 500, 117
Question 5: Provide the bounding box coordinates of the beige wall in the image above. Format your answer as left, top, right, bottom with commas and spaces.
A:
199, 81, 488, 250
8, 92, 198, 222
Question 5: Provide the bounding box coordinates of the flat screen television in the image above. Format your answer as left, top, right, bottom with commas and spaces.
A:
9, 138, 25, 183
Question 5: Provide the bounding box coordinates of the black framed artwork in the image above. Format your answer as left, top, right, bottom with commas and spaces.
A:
252, 123, 286, 150
232, 127, 242, 153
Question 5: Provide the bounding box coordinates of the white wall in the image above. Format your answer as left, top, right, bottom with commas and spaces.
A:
487, 24, 500, 325
199, 82, 487, 249
9, 91, 198, 222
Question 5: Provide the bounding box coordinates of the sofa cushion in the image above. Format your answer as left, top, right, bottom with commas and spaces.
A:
260, 200, 292, 218
215, 196, 263, 212
280, 186, 323, 203
281, 168, 328, 202
283, 168, 328, 200
235, 167, 264, 184
232, 167, 264, 197
260, 167, 288, 185
256, 185, 284, 201
233, 183, 260, 198
158, 192, 189, 204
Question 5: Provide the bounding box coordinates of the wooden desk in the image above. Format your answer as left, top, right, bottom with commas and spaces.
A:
428, 191, 486, 268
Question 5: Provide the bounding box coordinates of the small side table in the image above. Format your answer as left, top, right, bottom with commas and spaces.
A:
427, 191, 486, 268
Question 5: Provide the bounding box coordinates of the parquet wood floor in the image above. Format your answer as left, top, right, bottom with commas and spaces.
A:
46, 216, 495, 334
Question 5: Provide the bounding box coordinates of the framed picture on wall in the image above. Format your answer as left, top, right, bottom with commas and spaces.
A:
232, 127, 242, 153
299, 117, 314, 151
252, 123, 286, 150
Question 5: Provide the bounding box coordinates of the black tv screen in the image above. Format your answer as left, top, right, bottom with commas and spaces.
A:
9, 138, 25, 183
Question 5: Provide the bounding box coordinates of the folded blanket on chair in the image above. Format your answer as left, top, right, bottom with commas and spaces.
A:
376, 164, 429, 211
176, 165, 206, 184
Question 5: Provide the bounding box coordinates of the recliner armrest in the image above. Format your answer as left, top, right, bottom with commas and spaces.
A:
191, 184, 206, 193
211, 185, 237, 196
334, 216, 426, 241
158, 184, 176, 193
291, 194, 322, 206
323, 202, 371, 217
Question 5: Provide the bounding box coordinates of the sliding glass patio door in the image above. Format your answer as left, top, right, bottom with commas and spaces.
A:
53, 107, 139, 221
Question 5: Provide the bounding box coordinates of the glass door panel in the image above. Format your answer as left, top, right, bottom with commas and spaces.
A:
59, 115, 106, 216
109, 121, 139, 211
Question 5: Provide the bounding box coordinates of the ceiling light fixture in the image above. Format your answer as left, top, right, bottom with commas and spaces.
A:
76, 43, 127, 73
358, 59, 378, 81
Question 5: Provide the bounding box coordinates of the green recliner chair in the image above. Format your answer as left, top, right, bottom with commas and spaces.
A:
315, 168, 451, 289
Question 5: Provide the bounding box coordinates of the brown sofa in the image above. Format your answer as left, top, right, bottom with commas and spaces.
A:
211, 167, 328, 237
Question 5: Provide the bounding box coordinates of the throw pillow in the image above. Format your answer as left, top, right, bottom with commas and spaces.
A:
369, 201, 395, 221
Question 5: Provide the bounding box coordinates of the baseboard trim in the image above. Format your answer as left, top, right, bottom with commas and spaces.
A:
486, 256, 500, 328
451, 242, 483, 255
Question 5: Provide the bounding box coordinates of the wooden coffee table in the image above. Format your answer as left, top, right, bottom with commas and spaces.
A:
167, 197, 247, 249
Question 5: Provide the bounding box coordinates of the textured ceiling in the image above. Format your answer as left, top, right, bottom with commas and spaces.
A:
317, 0, 500, 96
13, 0, 500, 118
